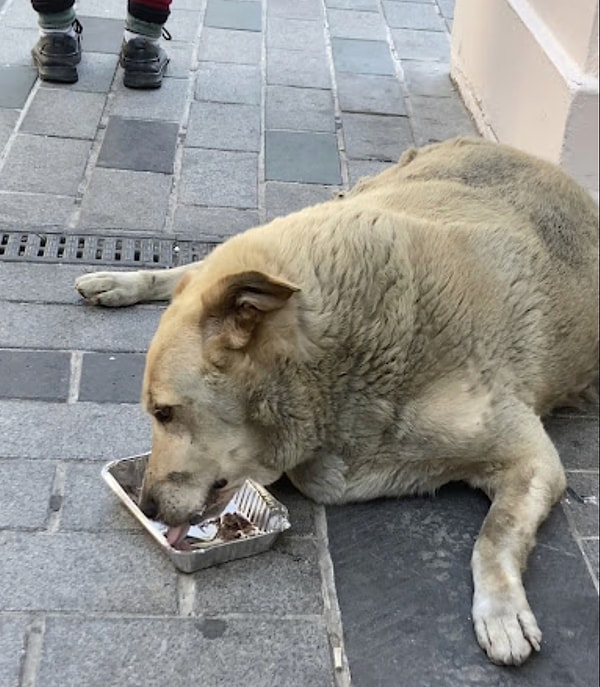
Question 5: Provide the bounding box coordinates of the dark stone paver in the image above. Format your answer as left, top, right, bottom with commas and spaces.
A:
78, 352, 146, 404
0, 349, 70, 401
265, 181, 337, 221
391, 27, 450, 61
328, 484, 600, 687
545, 416, 599, 469
563, 472, 599, 537
331, 37, 395, 75
97, 117, 179, 173
198, 27, 262, 64
265, 130, 341, 184
327, 9, 388, 40
383, 0, 447, 30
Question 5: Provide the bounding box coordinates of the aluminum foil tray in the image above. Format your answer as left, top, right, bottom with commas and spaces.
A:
101, 453, 291, 573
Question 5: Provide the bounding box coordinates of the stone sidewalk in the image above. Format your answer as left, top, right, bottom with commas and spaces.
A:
0, 0, 598, 686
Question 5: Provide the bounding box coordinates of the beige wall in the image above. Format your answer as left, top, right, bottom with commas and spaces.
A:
451, 0, 599, 198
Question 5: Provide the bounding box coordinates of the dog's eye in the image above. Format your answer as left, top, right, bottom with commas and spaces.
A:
154, 406, 173, 424
212, 479, 228, 490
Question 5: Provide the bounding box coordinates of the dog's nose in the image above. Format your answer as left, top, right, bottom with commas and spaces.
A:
140, 492, 159, 520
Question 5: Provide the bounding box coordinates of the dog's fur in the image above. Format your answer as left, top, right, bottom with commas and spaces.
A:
76, 137, 599, 666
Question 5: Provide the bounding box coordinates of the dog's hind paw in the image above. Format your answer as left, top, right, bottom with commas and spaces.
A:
75, 271, 143, 307
473, 596, 542, 666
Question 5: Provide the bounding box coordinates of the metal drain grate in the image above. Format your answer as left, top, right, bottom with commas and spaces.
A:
0, 230, 220, 268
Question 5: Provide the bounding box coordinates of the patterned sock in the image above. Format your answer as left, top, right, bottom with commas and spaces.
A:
37, 6, 77, 35
124, 13, 162, 42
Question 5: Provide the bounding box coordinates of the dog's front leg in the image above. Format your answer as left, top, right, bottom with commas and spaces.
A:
75, 262, 199, 306
469, 408, 566, 666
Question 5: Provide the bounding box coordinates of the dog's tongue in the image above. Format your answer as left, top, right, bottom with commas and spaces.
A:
166, 523, 190, 548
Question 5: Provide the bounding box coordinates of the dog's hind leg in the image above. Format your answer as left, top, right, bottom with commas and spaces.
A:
468, 404, 566, 666
75, 262, 200, 307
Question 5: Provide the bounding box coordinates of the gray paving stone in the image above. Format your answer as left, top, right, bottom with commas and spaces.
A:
265, 181, 336, 221
0, 350, 70, 402
186, 101, 260, 151
162, 9, 203, 43
172, 205, 259, 238
0, 192, 75, 227
331, 37, 395, 75
437, 0, 455, 19
97, 117, 179, 173
0, 110, 18, 154
21, 88, 105, 140
327, 8, 387, 40
0, 301, 161, 351
179, 148, 258, 208
266, 86, 335, 132
0, 135, 91, 196
582, 538, 599, 581
267, 17, 327, 52
78, 352, 146, 404
267, 48, 332, 88
391, 27, 450, 61
195, 61, 261, 104
0, 615, 26, 687
0, 28, 38, 66
265, 130, 341, 184
0, 400, 150, 460
198, 27, 262, 64
60, 461, 141, 532
0, 65, 37, 108
159, 41, 195, 79
192, 537, 322, 615
544, 416, 599, 469
401, 59, 456, 96
347, 159, 393, 185
69, 52, 117, 93
65, 0, 127, 18
110, 75, 188, 122
0, 263, 103, 305
336, 73, 406, 115
563, 472, 599, 538
267, 0, 323, 19
205, 0, 261, 31
78, 168, 172, 231
383, 0, 446, 30
0, 459, 56, 529
77, 16, 123, 54
342, 112, 413, 161
327, 485, 599, 687
326, 0, 379, 9
0, 531, 178, 613
38, 616, 333, 687
409, 94, 476, 144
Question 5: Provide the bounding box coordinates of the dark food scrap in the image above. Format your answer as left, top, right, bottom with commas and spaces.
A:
214, 512, 257, 541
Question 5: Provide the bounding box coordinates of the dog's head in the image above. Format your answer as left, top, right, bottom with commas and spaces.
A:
139, 267, 300, 537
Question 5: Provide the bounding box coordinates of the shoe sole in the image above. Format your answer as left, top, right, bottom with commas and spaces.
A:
32, 56, 80, 84
122, 58, 169, 89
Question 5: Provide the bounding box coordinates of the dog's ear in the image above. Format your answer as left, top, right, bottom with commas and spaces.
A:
201, 270, 300, 350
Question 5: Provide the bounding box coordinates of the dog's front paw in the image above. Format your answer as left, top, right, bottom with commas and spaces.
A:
472, 594, 542, 666
75, 272, 143, 307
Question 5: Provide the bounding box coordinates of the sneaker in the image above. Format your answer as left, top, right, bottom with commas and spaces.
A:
119, 36, 169, 89
31, 20, 82, 84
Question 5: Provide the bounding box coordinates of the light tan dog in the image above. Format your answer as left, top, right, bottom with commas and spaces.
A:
76, 137, 599, 666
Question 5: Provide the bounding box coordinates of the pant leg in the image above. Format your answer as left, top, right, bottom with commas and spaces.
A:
31, 0, 76, 29
128, 0, 173, 26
